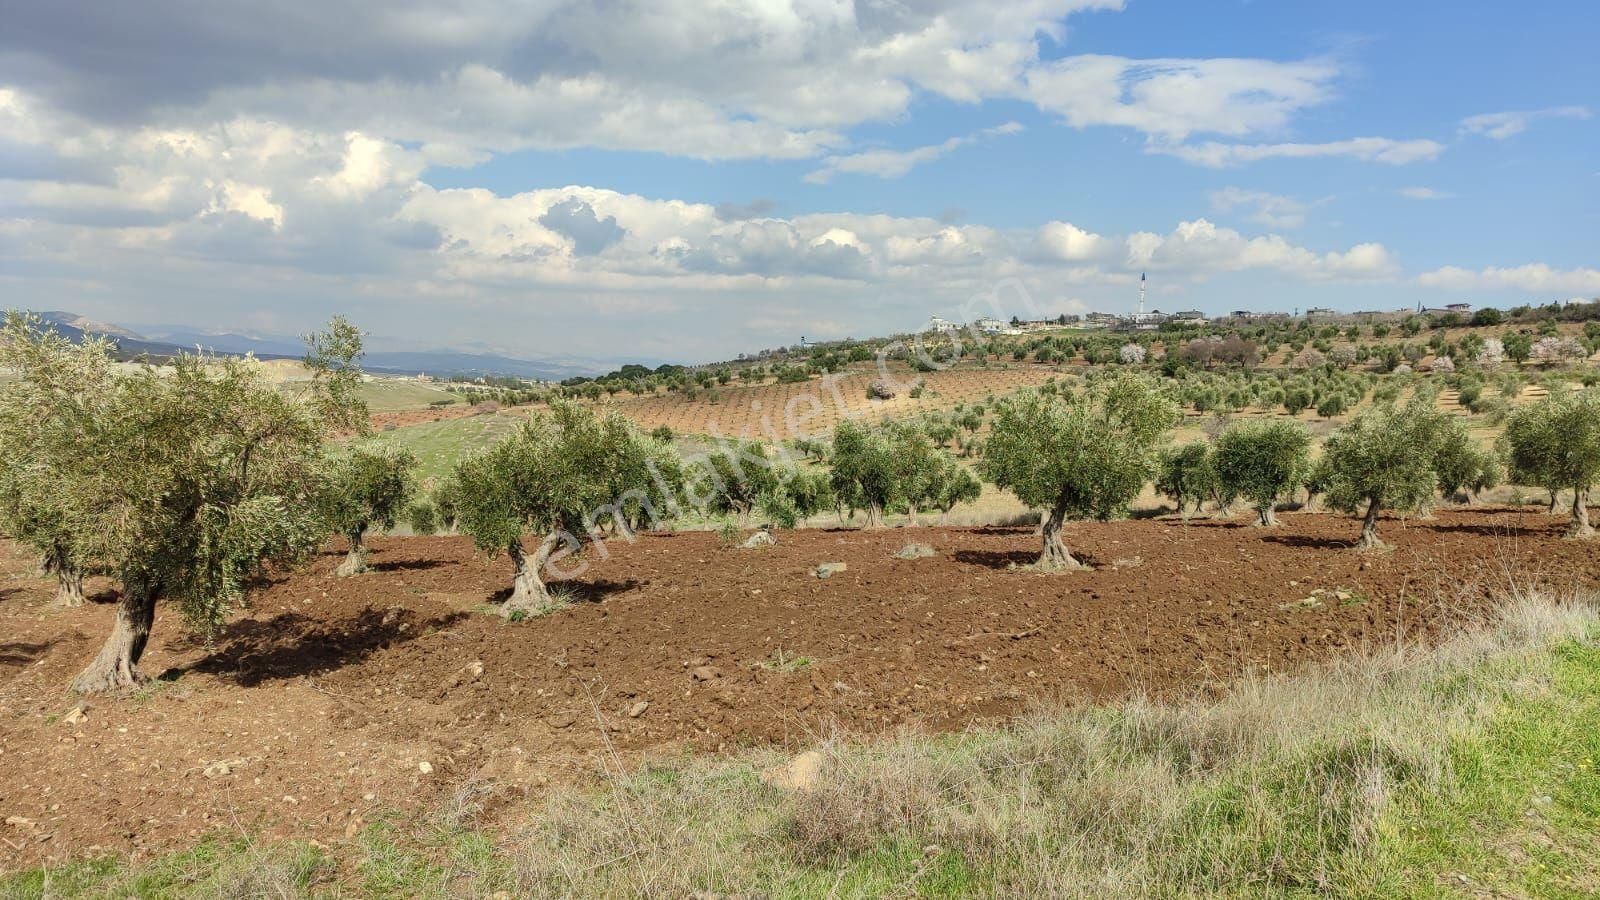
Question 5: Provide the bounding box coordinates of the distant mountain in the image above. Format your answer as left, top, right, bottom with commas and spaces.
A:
148, 327, 306, 358
36, 312, 622, 380
37, 311, 146, 342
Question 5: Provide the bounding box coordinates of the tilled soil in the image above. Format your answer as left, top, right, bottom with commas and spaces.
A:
2, 507, 1595, 868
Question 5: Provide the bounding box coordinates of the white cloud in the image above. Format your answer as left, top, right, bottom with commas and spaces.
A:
1208, 187, 1315, 228
1398, 186, 1454, 200
1155, 137, 1444, 167
1033, 221, 1112, 262
1417, 264, 1600, 295
805, 122, 1023, 183
1124, 219, 1397, 281
1023, 55, 1338, 141
1459, 106, 1592, 140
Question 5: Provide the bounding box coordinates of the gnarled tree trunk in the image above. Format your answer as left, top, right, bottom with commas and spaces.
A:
335, 527, 369, 576
1038, 504, 1086, 570
1567, 487, 1593, 539
72, 573, 158, 693
1255, 503, 1279, 527
43, 545, 84, 607
501, 533, 562, 618
1356, 497, 1386, 550
1548, 489, 1560, 515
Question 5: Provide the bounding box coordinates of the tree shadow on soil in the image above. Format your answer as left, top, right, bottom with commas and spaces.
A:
955, 548, 1037, 569
0, 639, 58, 669
964, 524, 1036, 536
1419, 521, 1552, 538
1260, 534, 1354, 550
369, 558, 450, 573
487, 577, 641, 605
167, 607, 469, 686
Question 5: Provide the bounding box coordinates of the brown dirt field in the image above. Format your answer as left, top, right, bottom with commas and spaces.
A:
369, 403, 479, 431
2, 507, 1597, 868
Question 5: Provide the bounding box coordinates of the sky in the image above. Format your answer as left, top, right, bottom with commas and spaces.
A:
0, 0, 1596, 364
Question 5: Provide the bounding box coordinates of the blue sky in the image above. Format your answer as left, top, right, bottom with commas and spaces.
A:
1, 0, 1595, 362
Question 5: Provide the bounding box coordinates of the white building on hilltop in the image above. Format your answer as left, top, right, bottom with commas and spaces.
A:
927, 315, 959, 334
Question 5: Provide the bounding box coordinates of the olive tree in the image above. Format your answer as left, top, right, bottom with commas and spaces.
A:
1431, 417, 1501, 503
320, 444, 419, 575
925, 455, 982, 525
1212, 420, 1311, 526
980, 374, 1178, 569
695, 440, 780, 526
1156, 441, 1219, 521
0, 312, 367, 692
453, 400, 666, 617
828, 421, 901, 527
759, 465, 834, 529
0, 320, 117, 606
1504, 389, 1600, 537
1321, 399, 1451, 549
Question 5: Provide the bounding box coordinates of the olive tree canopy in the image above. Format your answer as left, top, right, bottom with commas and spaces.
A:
0, 312, 368, 693
1156, 441, 1219, 521
1321, 398, 1451, 549
0, 318, 118, 607
1212, 420, 1311, 526
1503, 388, 1600, 537
452, 400, 670, 617
980, 374, 1178, 569
319, 444, 419, 576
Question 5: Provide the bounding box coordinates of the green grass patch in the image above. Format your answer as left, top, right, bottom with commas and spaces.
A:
354, 381, 463, 412
365, 414, 520, 483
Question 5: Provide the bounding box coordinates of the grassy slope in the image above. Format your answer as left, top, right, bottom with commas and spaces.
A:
366, 413, 520, 484
355, 381, 462, 412
6, 596, 1597, 898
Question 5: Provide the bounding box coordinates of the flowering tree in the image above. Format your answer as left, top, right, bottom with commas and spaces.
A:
1476, 338, 1505, 369
1290, 348, 1326, 370
1429, 355, 1456, 374
1532, 336, 1586, 365
1118, 343, 1147, 365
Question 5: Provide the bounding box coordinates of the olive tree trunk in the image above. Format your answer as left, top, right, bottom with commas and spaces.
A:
72, 573, 158, 693
1356, 497, 1386, 550
1255, 503, 1279, 527
1567, 487, 1594, 539
906, 503, 919, 527
43, 545, 84, 607
501, 532, 562, 618
864, 503, 885, 529
335, 527, 370, 577
1038, 503, 1086, 570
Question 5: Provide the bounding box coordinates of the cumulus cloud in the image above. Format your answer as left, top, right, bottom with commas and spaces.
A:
1125, 219, 1397, 281
538, 199, 626, 256
805, 122, 1023, 184
1416, 264, 1600, 294
1154, 137, 1444, 167
1459, 106, 1592, 140
1398, 186, 1454, 200
1033, 221, 1112, 262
